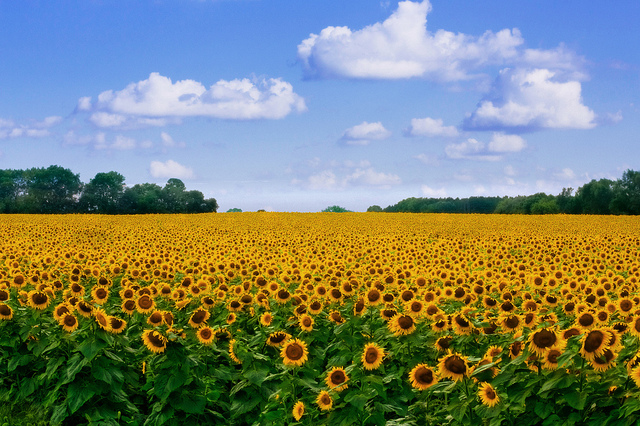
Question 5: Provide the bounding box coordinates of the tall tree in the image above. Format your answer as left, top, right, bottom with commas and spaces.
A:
79, 171, 126, 214
23, 166, 82, 213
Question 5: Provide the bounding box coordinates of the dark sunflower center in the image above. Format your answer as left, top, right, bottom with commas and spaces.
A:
240, 295, 252, 304
285, 343, 304, 360
416, 367, 434, 384
578, 314, 594, 327
302, 317, 312, 327
191, 310, 207, 323
365, 347, 379, 363
444, 356, 466, 375
410, 302, 422, 312
200, 329, 212, 340
230, 300, 241, 309
485, 387, 496, 399
455, 316, 470, 328
32, 293, 48, 305
310, 301, 321, 311
320, 394, 331, 405
547, 350, 560, 364
533, 330, 556, 348
330, 371, 346, 385
563, 328, 580, 339
138, 296, 153, 309
110, 318, 124, 329
123, 300, 136, 311
355, 300, 365, 313
593, 349, 615, 364
511, 341, 522, 356
398, 315, 414, 329
63, 315, 77, 327
277, 289, 290, 300
95, 288, 108, 299
438, 337, 452, 349
0, 305, 12, 316
620, 300, 633, 311
270, 333, 286, 344
426, 305, 439, 316
148, 332, 166, 348
454, 288, 465, 298
367, 290, 380, 302
149, 312, 163, 324
505, 316, 520, 329
0, 291, 9, 301
584, 330, 605, 352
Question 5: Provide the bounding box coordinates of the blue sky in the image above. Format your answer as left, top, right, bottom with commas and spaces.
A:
1, 0, 638, 212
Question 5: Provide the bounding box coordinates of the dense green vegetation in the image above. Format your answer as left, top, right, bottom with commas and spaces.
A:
0, 166, 218, 214
381, 169, 640, 215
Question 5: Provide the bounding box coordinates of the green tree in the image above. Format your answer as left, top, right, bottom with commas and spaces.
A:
79, 171, 126, 214
226, 208, 243, 213
366, 205, 383, 212
575, 178, 614, 214
121, 183, 165, 214
321, 205, 352, 212
23, 165, 82, 213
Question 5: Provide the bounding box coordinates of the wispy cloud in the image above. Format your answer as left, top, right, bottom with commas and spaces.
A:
341, 121, 391, 145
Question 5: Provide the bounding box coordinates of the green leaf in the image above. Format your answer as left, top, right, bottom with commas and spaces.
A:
65, 354, 89, 383
563, 390, 588, 411
346, 393, 370, 411
535, 400, 554, 420
68, 381, 96, 414
243, 368, 269, 386
78, 337, 108, 360
8, 354, 33, 372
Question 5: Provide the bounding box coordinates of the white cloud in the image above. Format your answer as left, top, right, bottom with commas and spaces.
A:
413, 153, 439, 165
77, 97, 92, 111
342, 121, 391, 145
297, 160, 401, 190
445, 138, 501, 161
405, 117, 458, 137
149, 160, 195, 180
465, 68, 596, 131
160, 132, 186, 148
0, 116, 62, 139
298, 0, 524, 81
504, 165, 516, 176
421, 185, 447, 197
84, 72, 306, 128
555, 168, 576, 180
345, 168, 401, 186
488, 132, 526, 152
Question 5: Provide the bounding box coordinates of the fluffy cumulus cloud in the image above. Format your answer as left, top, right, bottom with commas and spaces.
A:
298, 0, 524, 81
341, 121, 391, 145
487, 132, 526, 152
405, 117, 458, 137
149, 160, 195, 180
0, 116, 62, 139
81, 72, 306, 128
464, 68, 596, 131
293, 159, 401, 190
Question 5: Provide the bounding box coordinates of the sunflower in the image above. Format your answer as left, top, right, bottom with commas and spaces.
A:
307, 299, 323, 315
316, 390, 333, 411
365, 288, 382, 306
630, 365, 640, 388
451, 314, 473, 335
589, 348, 617, 372
389, 313, 416, 336
353, 298, 367, 316
484, 345, 503, 360
361, 343, 385, 370
579, 328, 609, 361
188, 307, 210, 328
260, 312, 273, 327
409, 363, 438, 390
142, 330, 168, 353
229, 339, 242, 364
226, 312, 236, 325
328, 310, 345, 324
109, 316, 127, 334
542, 348, 562, 370
509, 340, 523, 359
562, 327, 582, 341
267, 331, 291, 347
91, 286, 109, 304
575, 311, 596, 330
628, 316, 640, 337
76, 300, 94, 317
28, 290, 50, 310
435, 336, 453, 352
292, 401, 305, 422
478, 382, 500, 407
147, 311, 164, 327
93, 308, 112, 332
0, 303, 14, 320
52, 303, 72, 321
299, 314, 314, 332
438, 351, 469, 382
500, 314, 522, 333
325, 367, 349, 392
471, 357, 499, 382
281, 338, 309, 367
57, 312, 79, 333
136, 295, 155, 314
0, 289, 10, 302
528, 328, 565, 356
196, 326, 214, 345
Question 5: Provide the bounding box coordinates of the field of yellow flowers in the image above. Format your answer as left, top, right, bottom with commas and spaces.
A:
1, 213, 640, 425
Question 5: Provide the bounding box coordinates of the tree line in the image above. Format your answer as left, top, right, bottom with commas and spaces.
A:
0, 165, 218, 214
375, 169, 640, 215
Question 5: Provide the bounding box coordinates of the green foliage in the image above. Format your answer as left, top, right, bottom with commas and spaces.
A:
321, 205, 352, 213
226, 208, 243, 213
366, 205, 383, 212
0, 167, 218, 214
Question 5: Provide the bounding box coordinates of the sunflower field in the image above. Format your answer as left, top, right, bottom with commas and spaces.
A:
1, 213, 640, 425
